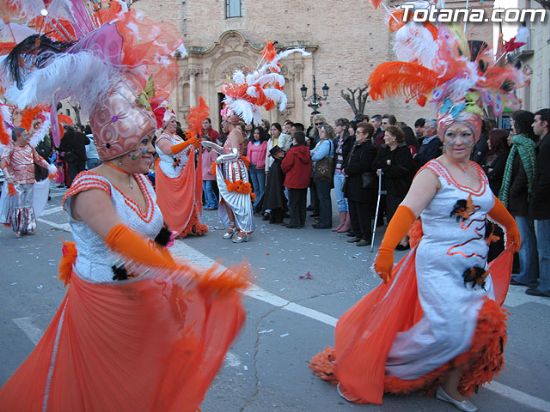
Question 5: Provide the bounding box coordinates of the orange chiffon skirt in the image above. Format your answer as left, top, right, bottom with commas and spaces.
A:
310, 246, 513, 404
0, 268, 246, 412
155, 151, 207, 238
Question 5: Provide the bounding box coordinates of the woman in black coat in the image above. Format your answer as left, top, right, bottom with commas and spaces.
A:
373, 125, 416, 249
373, 125, 416, 219
343, 122, 378, 246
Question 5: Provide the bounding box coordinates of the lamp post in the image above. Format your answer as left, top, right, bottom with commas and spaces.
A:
300, 75, 329, 115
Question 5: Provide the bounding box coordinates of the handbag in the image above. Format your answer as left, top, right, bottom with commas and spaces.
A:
313, 141, 334, 181
361, 171, 376, 189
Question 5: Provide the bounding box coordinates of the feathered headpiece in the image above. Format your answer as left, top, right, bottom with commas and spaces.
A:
222, 41, 310, 125
367, 1, 528, 139
1, 1, 185, 160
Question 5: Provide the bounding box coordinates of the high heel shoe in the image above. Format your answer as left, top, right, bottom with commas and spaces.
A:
232, 232, 248, 243
222, 227, 236, 239
436, 387, 478, 412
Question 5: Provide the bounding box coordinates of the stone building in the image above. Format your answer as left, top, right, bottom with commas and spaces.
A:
135, 0, 495, 129
512, 0, 550, 112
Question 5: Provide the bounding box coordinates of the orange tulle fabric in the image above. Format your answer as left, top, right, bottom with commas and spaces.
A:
0, 264, 247, 412
309, 247, 513, 405
155, 152, 207, 238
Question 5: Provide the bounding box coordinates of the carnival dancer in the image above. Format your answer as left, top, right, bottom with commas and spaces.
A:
154, 103, 208, 238
0, 127, 56, 236
310, 5, 526, 410
0, 5, 247, 411
211, 114, 255, 243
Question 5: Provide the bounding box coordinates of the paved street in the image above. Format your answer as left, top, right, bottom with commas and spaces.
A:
1, 187, 550, 412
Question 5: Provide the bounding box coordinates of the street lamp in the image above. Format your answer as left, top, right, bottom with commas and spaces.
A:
300, 75, 329, 115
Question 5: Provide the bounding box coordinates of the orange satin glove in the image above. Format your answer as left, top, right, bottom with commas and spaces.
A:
105, 224, 177, 268
7, 183, 16, 196
488, 196, 521, 253
170, 137, 199, 154
374, 205, 416, 283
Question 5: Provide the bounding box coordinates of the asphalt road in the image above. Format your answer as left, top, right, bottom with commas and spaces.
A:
1, 186, 550, 412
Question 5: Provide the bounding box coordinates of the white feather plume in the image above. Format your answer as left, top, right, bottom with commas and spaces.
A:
263, 88, 287, 109
29, 113, 51, 147
5, 52, 113, 116
246, 86, 258, 98
256, 73, 285, 88
233, 70, 246, 84
394, 23, 438, 69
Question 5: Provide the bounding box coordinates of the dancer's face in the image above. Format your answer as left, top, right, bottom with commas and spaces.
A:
121, 135, 156, 174
165, 117, 177, 134
443, 123, 475, 162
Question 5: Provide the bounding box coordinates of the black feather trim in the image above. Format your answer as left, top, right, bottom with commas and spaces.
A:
5, 34, 74, 89
112, 264, 129, 281
154, 224, 171, 246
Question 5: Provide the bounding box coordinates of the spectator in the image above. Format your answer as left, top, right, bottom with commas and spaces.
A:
400, 125, 419, 155
263, 146, 287, 224
59, 125, 89, 186
343, 122, 377, 246
201, 117, 221, 144
247, 126, 268, 213
529, 108, 550, 297
484, 128, 510, 261
266, 123, 291, 175
291, 122, 305, 138
333, 118, 354, 233
500, 110, 538, 289
201, 137, 219, 210
484, 128, 510, 194
471, 119, 493, 165
414, 118, 426, 141
415, 119, 442, 168
370, 115, 384, 148
311, 124, 335, 228
283, 120, 293, 136
374, 125, 415, 249
85, 133, 101, 169
281, 131, 311, 228
260, 119, 270, 133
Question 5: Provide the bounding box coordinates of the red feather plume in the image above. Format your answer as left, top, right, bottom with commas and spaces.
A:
0, 110, 10, 145
186, 96, 209, 137
368, 62, 440, 102
21, 106, 45, 131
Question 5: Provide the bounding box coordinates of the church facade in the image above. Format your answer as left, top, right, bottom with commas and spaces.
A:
135, 0, 495, 129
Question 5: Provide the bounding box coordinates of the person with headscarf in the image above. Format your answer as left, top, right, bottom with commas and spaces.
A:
155, 111, 207, 238
499, 110, 538, 288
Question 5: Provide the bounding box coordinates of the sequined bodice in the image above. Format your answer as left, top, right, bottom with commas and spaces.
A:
64, 172, 164, 282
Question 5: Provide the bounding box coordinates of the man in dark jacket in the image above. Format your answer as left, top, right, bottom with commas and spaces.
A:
263, 146, 287, 224
528, 108, 550, 297
414, 119, 442, 168
281, 132, 312, 228
59, 126, 89, 186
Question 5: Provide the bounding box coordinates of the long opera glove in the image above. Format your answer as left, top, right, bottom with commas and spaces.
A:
170, 137, 199, 154
105, 224, 177, 268
374, 205, 416, 283
488, 196, 521, 253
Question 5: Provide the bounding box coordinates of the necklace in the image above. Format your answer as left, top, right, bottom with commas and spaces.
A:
105, 162, 134, 189
456, 161, 470, 174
